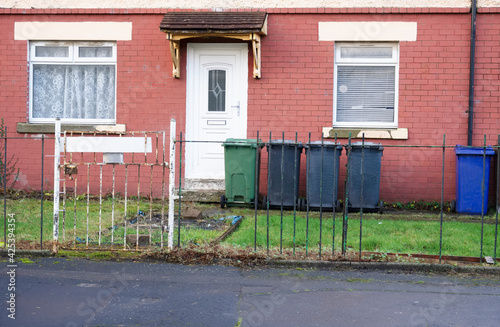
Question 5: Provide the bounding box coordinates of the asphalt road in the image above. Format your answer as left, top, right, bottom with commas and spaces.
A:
1, 257, 499, 327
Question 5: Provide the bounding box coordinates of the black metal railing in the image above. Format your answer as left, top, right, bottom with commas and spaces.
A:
174, 132, 499, 263
1, 131, 499, 265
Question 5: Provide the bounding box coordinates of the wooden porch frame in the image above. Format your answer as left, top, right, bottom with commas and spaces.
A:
166, 32, 263, 79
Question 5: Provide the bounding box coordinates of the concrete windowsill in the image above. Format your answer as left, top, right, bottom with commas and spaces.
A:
17, 123, 126, 134
322, 127, 408, 140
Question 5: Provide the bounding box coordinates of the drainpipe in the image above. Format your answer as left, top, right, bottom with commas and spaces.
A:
467, 0, 477, 146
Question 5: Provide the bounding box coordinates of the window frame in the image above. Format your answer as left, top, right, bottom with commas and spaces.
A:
29, 41, 117, 125
333, 42, 399, 129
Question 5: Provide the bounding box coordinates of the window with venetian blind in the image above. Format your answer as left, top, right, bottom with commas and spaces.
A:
334, 43, 399, 128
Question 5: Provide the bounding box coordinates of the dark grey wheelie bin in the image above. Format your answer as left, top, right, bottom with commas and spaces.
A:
305, 141, 343, 211
265, 140, 303, 209
346, 142, 384, 212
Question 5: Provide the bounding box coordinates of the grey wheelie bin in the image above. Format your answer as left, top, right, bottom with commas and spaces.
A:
305, 141, 343, 211
265, 140, 303, 209
346, 142, 384, 212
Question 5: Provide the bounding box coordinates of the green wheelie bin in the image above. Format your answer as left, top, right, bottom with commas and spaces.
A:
221, 138, 263, 207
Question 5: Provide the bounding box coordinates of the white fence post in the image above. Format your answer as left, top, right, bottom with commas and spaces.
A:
168, 119, 176, 249
53, 119, 61, 254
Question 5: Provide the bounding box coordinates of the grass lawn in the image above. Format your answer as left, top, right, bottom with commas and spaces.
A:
0, 196, 226, 249
223, 212, 499, 258
0, 196, 499, 259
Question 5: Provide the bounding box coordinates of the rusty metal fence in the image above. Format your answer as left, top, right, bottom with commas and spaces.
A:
0, 121, 174, 253
52, 120, 175, 252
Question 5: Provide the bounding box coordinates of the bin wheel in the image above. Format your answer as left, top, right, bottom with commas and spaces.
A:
378, 200, 384, 214
261, 196, 268, 210
335, 200, 342, 213
220, 195, 226, 208
299, 198, 306, 211
451, 200, 456, 212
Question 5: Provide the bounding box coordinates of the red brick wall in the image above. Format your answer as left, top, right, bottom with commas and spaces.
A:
471, 12, 500, 206
1, 10, 499, 205
475, 13, 500, 146
249, 12, 473, 203
0, 13, 178, 196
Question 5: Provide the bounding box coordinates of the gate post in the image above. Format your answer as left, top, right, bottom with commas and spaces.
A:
53, 119, 61, 254
168, 119, 176, 249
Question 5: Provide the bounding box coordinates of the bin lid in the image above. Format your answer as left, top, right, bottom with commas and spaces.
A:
455, 145, 495, 156
222, 138, 264, 148
304, 141, 343, 150
349, 142, 384, 151
267, 140, 303, 148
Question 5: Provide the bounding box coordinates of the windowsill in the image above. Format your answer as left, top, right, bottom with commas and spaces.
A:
17, 123, 126, 134
323, 127, 408, 140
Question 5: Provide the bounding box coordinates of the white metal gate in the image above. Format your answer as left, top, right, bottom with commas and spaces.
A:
52, 119, 177, 253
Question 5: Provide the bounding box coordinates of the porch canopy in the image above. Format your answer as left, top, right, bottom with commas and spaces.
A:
159, 11, 267, 78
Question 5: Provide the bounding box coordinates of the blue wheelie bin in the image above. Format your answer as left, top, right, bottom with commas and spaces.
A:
455, 146, 495, 214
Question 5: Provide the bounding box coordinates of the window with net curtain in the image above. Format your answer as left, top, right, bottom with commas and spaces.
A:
29, 41, 116, 124
334, 43, 399, 128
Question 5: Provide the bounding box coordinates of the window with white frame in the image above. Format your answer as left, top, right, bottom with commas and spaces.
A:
334, 43, 399, 128
29, 41, 117, 124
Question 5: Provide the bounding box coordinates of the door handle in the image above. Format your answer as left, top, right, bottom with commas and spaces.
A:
231, 101, 240, 117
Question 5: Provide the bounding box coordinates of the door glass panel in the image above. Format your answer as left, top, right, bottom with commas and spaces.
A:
208, 70, 226, 112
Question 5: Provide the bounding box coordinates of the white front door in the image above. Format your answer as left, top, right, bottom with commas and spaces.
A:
185, 43, 248, 188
